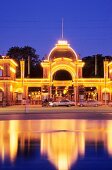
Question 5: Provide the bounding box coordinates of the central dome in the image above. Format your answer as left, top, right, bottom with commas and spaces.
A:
48, 40, 79, 61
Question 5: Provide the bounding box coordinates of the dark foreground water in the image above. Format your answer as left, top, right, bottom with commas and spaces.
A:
0, 119, 112, 170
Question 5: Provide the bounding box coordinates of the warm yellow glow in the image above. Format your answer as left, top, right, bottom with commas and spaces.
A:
58, 40, 68, 45
15, 87, 23, 93
108, 62, 112, 66
102, 87, 110, 93
78, 121, 86, 156
14, 76, 111, 88
9, 121, 18, 162
16, 78, 49, 82
10, 85, 13, 92
0, 66, 3, 70
10, 67, 16, 73
58, 154, 68, 170
63, 86, 68, 94
41, 62, 49, 67
48, 46, 57, 61
20, 60, 25, 79
68, 46, 79, 60
40, 120, 86, 170
1, 47, 112, 107
41, 131, 78, 170
53, 57, 72, 62
79, 78, 104, 81
0, 119, 112, 167
109, 69, 112, 73
47, 40, 79, 61
106, 121, 112, 156
10, 59, 18, 67
0, 122, 5, 162
2, 56, 5, 59
77, 62, 85, 67
1, 144, 5, 162
0, 87, 4, 92
0, 57, 18, 66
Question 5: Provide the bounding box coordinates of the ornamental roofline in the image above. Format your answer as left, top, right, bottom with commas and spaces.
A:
47, 40, 79, 61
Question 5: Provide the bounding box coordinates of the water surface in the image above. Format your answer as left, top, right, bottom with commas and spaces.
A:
0, 119, 112, 170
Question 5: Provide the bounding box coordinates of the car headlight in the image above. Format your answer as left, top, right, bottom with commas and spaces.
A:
49, 102, 53, 106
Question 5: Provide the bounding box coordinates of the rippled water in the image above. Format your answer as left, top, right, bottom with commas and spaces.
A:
0, 119, 112, 170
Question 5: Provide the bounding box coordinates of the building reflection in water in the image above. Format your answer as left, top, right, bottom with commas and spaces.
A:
40, 120, 86, 170
0, 119, 112, 170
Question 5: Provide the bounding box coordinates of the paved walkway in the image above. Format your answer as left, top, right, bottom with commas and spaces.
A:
0, 104, 112, 114
0, 105, 112, 120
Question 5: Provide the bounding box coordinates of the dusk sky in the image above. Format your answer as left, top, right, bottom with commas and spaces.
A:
0, 0, 112, 59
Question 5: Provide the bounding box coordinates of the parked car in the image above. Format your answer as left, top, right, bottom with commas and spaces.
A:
78, 100, 88, 107
78, 100, 102, 107
49, 99, 75, 107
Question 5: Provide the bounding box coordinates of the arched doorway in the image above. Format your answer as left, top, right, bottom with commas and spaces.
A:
53, 70, 72, 80
52, 70, 74, 101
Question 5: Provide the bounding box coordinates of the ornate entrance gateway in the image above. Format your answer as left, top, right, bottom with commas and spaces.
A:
41, 40, 84, 102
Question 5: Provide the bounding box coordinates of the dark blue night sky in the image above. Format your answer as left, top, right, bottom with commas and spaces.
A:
0, 0, 112, 59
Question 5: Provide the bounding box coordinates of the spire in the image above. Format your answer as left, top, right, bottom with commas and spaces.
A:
61, 18, 64, 39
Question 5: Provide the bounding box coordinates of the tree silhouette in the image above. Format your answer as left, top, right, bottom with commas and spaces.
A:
6, 46, 43, 78
82, 54, 112, 78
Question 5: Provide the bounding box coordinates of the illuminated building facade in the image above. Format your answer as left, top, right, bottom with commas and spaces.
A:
0, 40, 112, 105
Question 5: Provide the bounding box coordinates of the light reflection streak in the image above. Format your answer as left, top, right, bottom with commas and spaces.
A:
0, 120, 112, 170
9, 120, 19, 162
106, 120, 112, 156
0, 121, 5, 162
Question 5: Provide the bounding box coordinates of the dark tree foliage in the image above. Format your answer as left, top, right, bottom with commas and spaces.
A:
30, 61, 43, 78
6, 46, 43, 78
82, 54, 112, 78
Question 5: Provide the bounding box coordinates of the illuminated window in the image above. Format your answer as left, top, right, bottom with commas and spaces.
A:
0, 69, 2, 76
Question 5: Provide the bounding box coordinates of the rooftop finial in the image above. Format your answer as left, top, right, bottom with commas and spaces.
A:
61, 18, 64, 39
